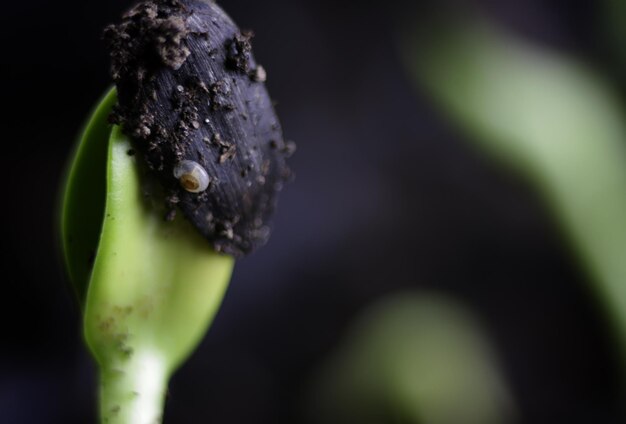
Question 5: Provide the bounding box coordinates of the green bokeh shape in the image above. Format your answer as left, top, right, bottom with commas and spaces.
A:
61, 88, 234, 423
309, 293, 514, 424
406, 19, 626, 360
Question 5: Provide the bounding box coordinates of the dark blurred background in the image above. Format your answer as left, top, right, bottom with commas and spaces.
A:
0, 0, 623, 422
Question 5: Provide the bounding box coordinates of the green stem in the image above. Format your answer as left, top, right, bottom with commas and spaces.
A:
99, 350, 169, 423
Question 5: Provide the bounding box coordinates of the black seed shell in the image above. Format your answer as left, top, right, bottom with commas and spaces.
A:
104, 0, 293, 256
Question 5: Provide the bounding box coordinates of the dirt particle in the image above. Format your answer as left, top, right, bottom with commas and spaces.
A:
98, 317, 116, 334
283, 140, 297, 157
225, 30, 254, 73
165, 209, 177, 221
249, 65, 266, 82
120, 345, 134, 358
220, 225, 234, 240
208, 80, 233, 111
113, 305, 133, 317
218, 144, 237, 163
104, 0, 192, 76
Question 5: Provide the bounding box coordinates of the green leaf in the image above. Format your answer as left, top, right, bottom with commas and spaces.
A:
61, 88, 117, 305
405, 19, 626, 357
60, 89, 234, 422
309, 292, 514, 424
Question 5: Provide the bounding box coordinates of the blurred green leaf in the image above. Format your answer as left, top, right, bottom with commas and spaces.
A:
309, 292, 514, 424
405, 19, 626, 356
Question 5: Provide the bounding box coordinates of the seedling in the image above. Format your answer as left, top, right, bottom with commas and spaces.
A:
60, 1, 291, 422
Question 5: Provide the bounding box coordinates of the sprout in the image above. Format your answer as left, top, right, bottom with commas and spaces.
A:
60, 1, 292, 422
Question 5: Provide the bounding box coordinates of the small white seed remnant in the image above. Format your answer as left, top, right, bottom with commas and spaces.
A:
174, 160, 210, 193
